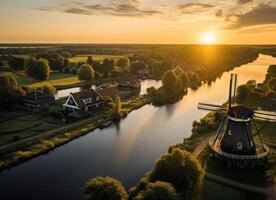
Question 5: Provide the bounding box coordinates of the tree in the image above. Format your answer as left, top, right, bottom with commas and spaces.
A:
149, 148, 203, 199
131, 61, 146, 71
78, 64, 95, 81
8, 56, 25, 70
180, 72, 189, 89
87, 56, 94, 65
117, 58, 130, 69
83, 177, 128, 200
37, 52, 65, 71
187, 72, 201, 89
61, 51, 72, 58
268, 77, 276, 91
25, 57, 50, 80
162, 70, 179, 92
159, 61, 171, 72
135, 181, 181, 200
111, 96, 122, 121
0, 74, 25, 107
101, 59, 115, 76
266, 65, 276, 81
64, 58, 71, 69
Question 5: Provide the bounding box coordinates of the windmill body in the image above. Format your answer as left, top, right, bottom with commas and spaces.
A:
198, 73, 275, 168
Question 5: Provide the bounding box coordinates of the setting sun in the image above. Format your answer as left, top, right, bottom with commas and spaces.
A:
202, 32, 216, 44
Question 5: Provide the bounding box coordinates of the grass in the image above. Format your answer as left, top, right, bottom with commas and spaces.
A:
69, 54, 126, 63
28, 76, 83, 88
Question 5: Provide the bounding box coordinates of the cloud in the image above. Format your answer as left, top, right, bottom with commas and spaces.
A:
178, 3, 215, 14
227, 3, 276, 29
237, 0, 253, 4
215, 9, 223, 17
36, 0, 159, 17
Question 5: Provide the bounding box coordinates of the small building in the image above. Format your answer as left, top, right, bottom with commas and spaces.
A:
97, 86, 118, 98
118, 73, 140, 90
21, 90, 55, 109
63, 89, 106, 112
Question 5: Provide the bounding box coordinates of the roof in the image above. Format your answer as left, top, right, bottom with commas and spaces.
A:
21, 90, 54, 102
118, 73, 137, 84
229, 106, 254, 119
71, 89, 105, 109
97, 86, 118, 97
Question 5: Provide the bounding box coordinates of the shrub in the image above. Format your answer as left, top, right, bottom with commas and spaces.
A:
83, 177, 128, 200
148, 148, 203, 199
78, 64, 95, 81
117, 58, 130, 70
134, 181, 181, 200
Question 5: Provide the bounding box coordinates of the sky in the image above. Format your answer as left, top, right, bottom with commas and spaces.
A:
0, 0, 276, 44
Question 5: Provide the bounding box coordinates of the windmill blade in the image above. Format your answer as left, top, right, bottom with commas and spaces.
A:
254, 110, 276, 117
228, 73, 234, 109
233, 74, 238, 105
254, 115, 276, 122
198, 103, 228, 112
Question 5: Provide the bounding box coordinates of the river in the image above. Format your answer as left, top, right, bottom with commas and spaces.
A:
0, 54, 275, 200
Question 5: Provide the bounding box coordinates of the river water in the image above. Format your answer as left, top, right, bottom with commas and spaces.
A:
0, 54, 274, 200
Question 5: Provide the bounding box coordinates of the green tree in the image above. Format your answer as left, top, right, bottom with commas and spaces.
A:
64, 58, 71, 69
159, 61, 171, 72
25, 57, 50, 80
266, 65, 276, 81
37, 52, 65, 71
162, 70, 179, 92
111, 96, 122, 121
268, 77, 276, 91
180, 72, 189, 89
8, 56, 25, 70
117, 58, 130, 70
0, 74, 25, 107
149, 148, 203, 199
131, 61, 146, 71
61, 51, 72, 58
87, 56, 94, 65
78, 64, 95, 81
135, 181, 181, 200
102, 59, 115, 76
83, 177, 128, 200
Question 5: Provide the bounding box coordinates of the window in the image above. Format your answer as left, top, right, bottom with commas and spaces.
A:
83, 98, 91, 104
228, 130, 231, 136
237, 142, 243, 150
96, 96, 100, 101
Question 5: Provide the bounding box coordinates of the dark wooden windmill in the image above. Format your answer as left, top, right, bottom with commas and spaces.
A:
198, 73, 276, 168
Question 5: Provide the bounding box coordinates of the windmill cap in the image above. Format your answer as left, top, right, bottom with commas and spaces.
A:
229, 106, 254, 119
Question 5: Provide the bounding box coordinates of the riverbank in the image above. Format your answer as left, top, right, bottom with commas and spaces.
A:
0, 94, 151, 172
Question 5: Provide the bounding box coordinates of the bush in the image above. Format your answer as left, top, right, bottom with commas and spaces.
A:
25, 56, 50, 80
134, 181, 181, 200
78, 64, 95, 81
41, 85, 57, 96
148, 148, 203, 199
83, 177, 128, 200
131, 61, 146, 71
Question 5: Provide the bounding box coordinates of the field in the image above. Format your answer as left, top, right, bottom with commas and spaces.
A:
69, 54, 126, 63
0, 109, 65, 147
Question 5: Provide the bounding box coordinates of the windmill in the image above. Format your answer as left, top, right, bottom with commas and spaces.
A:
198, 73, 276, 168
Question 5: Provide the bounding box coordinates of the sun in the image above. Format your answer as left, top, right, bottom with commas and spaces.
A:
202, 32, 216, 44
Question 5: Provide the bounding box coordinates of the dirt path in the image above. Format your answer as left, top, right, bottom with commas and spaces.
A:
192, 136, 275, 198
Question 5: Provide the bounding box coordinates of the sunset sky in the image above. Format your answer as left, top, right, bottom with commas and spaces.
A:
0, 0, 276, 44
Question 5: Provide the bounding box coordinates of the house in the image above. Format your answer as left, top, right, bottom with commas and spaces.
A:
21, 90, 55, 109
63, 89, 106, 112
97, 86, 118, 98
118, 73, 140, 90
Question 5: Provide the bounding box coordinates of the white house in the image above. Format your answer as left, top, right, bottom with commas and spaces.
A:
63, 89, 106, 112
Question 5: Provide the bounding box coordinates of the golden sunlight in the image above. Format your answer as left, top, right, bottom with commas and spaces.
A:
202, 32, 216, 44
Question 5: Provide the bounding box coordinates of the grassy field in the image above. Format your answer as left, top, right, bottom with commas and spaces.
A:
69, 54, 126, 63
0, 110, 65, 146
